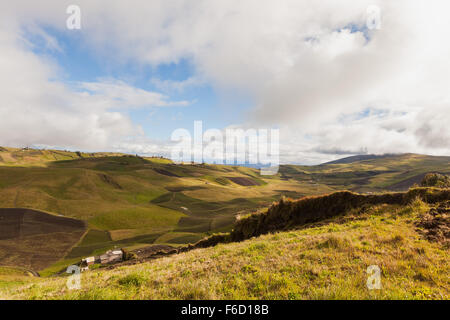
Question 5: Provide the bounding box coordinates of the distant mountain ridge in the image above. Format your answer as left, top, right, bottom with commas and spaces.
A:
322, 153, 404, 165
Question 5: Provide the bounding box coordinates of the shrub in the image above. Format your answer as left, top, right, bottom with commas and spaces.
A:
420, 173, 450, 188
122, 248, 137, 261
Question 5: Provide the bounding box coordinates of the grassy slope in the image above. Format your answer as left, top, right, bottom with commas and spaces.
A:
1, 197, 448, 300
0, 267, 35, 292
0, 147, 125, 167
1, 148, 449, 273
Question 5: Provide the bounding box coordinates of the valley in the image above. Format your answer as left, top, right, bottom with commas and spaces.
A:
0, 147, 449, 277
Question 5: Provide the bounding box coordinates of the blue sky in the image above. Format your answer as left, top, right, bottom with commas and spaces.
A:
26, 25, 252, 142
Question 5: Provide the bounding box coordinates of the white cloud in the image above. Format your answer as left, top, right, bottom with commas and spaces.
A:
0, 23, 185, 151
78, 79, 190, 108
1, 1, 450, 162
0, 43, 137, 150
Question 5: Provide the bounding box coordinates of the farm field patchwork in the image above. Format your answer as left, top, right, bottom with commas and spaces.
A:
0, 147, 449, 275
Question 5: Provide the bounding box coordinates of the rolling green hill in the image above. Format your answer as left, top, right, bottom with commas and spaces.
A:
281, 153, 450, 192
0, 147, 323, 272
0, 146, 126, 167
0, 147, 449, 274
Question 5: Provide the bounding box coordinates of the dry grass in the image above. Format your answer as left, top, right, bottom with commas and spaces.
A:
1, 198, 448, 300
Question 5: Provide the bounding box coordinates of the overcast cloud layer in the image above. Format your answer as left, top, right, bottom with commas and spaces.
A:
0, 1, 449, 164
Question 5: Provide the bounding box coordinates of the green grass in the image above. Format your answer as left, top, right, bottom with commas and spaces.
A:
0, 266, 32, 277
38, 257, 82, 277
89, 206, 184, 234
77, 229, 112, 246
154, 232, 206, 244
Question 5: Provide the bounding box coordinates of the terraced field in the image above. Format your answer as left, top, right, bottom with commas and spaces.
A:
0, 208, 86, 271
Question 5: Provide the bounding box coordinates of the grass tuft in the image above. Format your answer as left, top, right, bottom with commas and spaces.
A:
117, 273, 147, 287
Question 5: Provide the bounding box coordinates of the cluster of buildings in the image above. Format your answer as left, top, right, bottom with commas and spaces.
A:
80, 249, 124, 271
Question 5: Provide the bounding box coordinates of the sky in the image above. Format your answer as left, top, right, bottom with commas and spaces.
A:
0, 1, 449, 165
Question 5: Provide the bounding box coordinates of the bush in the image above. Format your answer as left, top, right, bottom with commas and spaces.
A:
421, 173, 450, 188
122, 248, 137, 261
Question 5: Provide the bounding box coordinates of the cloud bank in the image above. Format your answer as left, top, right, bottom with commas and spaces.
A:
0, 1, 449, 163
